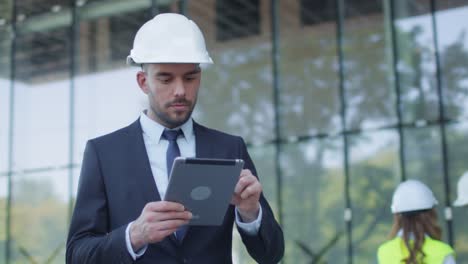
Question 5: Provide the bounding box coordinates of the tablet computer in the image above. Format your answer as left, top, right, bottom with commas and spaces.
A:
164, 157, 244, 226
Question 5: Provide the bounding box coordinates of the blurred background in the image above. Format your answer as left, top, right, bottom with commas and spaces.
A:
1, 0, 467, 263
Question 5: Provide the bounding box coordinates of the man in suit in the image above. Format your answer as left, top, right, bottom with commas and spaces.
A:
66, 13, 284, 264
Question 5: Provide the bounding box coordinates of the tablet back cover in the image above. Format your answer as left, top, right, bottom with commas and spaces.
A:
164, 158, 244, 226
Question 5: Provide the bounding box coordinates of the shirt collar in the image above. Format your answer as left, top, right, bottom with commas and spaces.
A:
139, 111, 194, 144
396, 229, 428, 239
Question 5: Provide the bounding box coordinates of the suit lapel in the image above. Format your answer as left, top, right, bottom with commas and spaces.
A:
127, 119, 161, 202
193, 121, 214, 158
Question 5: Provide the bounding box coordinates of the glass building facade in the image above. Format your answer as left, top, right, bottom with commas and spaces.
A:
1, 0, 468, 263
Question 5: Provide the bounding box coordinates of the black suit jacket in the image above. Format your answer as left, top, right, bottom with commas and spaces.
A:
66, 119, 284, 264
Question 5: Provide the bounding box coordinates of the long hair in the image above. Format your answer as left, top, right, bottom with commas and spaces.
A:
389, 208, 442, 264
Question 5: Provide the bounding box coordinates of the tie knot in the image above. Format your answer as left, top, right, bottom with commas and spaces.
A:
162, 129, 183, 141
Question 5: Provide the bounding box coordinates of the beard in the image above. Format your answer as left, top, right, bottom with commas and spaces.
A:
150, 98, 196, 128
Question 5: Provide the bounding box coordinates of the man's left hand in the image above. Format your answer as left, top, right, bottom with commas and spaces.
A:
230, 169, 262, 222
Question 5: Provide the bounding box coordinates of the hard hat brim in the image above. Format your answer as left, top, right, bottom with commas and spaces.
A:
126, 56, 214, 67
453, 197, 468, 207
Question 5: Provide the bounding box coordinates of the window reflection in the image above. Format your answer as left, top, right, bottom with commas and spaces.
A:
11, 170, 69, 264
435, 5, 468, 120
11, 77, 70, 170
0, 176, 7, 261
282, 138, 346, 264
0, 0, 13, 22
280, 0, 341, 137
16, 0, 66, 17
349, 130, 400, 263
394, 0, 439, 123
343, 1, 397, 130
403, 126, 448, 239
193, 0, 274, 143
0, 26, 11, 174
0, 82, 9, 173
446, 122, 468, 259
15, 28, 70, 82
216, 0, 260, 41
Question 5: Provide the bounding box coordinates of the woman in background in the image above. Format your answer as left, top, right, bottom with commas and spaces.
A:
377, 179, 455, 264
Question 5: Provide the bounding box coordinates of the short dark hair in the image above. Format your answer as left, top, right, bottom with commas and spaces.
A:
141, 63, 201, 73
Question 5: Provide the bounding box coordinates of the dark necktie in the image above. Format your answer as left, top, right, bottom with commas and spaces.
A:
162, 129, 183, 176
162, 129, 187, 242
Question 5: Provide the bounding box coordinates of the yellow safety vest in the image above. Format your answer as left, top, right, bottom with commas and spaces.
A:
377, 236, 454, 264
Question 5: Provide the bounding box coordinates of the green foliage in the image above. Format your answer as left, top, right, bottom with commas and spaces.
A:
296, 231, 344, 264
0, 177, 67, 264
18, 243, 64, 264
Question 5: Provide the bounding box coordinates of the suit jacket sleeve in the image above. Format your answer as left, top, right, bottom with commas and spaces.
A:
66, 141, 133, 264
236, 137, 285, 264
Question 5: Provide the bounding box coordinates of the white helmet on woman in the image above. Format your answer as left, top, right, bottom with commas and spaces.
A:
391, 179, 438, 213
127, 13, 213, 66
453, 171, 468, 207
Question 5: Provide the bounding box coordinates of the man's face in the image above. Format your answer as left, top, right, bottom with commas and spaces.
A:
137, 63, 201, 128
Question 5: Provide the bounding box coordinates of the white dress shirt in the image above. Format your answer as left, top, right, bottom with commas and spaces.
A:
125, 112, 262, 259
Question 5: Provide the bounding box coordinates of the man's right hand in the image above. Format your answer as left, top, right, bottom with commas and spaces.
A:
130, 201, 192, 251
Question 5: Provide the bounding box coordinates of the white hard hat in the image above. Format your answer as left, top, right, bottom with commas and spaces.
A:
127, 13, 213, 66
453, 171, 468, 207
391, 179, 438, 213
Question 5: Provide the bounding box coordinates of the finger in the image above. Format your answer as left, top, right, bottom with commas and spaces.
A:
239, 169, 252, 178
240, 182, 262, 199
152, 211, 193, 222
157, 229, 178, 239
156, 219, 191, 232
145, 220, 190, 243
230, 194, 241, 205
234, 175, 256, 194
144, 201, 186, 213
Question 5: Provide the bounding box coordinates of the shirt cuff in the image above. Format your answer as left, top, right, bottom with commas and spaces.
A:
235, 205, 262, 235
125, 222, 147, 260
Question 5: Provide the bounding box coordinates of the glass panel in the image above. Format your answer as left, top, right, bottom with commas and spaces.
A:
215, 0, 260, 42
12, 26, 70, 171
0, 26, 11, 76
453, 205, 468, 261
343, 1, 397, 130
76, 7, 152, 74
68, 167, 80, 220
16, 0, 69, 18
71, 167, 79, 201
248, 145, 278, 213
349, 130, 400, 263
75, 0, 176, 75
10, 169, 69, 264
403, 126, 448, 240
435, 4, 468, 120
0, 20, 11, 264
446, 122, 468, 262
282, 138, 346, 263
189, 0, 274, 144
0, 176, 7, 263
279, 0, 341, 137
0, 0, 13, 22
73, 11, 149, 164
393, 1, 441, 123
233, 144, 278, 264
0, 25, 11, 173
